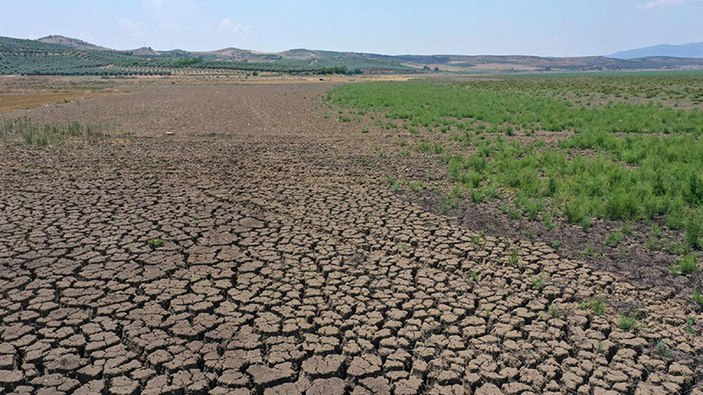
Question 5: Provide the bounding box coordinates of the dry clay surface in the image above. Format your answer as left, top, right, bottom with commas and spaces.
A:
1, 83, 702, 394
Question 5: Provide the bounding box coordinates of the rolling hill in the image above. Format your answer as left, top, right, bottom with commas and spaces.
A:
2, 35, 703, 76
37, 35, 110, 52
611, 42, 703, 59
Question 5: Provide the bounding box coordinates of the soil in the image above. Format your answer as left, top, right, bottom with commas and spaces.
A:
0, 77, 701, 394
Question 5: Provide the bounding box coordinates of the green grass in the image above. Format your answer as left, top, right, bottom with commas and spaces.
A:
1, 117, 104, 146
328, 78, 703, 250
617, 313, 639, 331
469, 271, 480, 282
693, 291, 703, 310
686, 317, 697, 334
579, 298, 606, 315
655, 339, 671, 357
671, 254, 698, 276
416, 140, 444, 154
508, 250, 519, 266
605, 231, 624, 247
148, 238, 165, 248
386, 175, 402, 193
531, 276, 546, 290
407, 180, 426, 193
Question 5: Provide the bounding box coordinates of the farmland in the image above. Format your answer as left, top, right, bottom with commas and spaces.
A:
329, 74, 703, 260
1, 74, 702, 394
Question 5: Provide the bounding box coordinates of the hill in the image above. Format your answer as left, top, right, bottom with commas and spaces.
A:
37, 35, 110, 52
3, 35, 703, 76
611, 42, 703, 59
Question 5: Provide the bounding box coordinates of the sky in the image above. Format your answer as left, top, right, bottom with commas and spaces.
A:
1, 0, 702, 56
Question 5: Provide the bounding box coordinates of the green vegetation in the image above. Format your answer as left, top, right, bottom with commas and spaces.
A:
605, 231, 624, 247
407, 180, 426, 193
671, 254, 698, 275
693, 291, 703, 310
148, 238, 165, 248
469, 270, 480, 282
1, 117, 104, 146
0, 37, 378, 76
655, 339, 671, 357
617, 313, 639, 331
328, 76, 703, 250
508, 250, 519, 266
579, 298, 607, 315
531, 276, 546, 290
386, 175, 402, 193
686, 317, 697, 334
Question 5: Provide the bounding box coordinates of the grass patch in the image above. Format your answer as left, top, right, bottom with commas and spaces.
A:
1, 116, 104, 146
693, 291, 703, 310
148, 238, 165, 248
329, 79, 703, 249
655, 339, 671, 357
617, 313, 639, 331
605, 231, 624, 247
579, 298, 606, 315
531, 276, 546, 290
671, 254, 698, 276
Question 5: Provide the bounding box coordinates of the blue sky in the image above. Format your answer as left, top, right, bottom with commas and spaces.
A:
1, 0, 702, 56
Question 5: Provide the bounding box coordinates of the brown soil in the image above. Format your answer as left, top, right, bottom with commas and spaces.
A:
0, 77, 701, 394
0, 92, 110, 112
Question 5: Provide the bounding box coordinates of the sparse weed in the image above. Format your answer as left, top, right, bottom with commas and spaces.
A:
524, 229, 536, 241
579, 298, 606, 315
386, 175, 402, 193
508, 250, 519, 266
416, 140, 444, 154
693, 291, 703, 310
617, 313, 639, 332
686, 317, 697, 334
655, 339, 671, 357
531, 276, 546, 290
605, 231, 624, 247
470, 235, 483, 249
407, 180, 425, 193
1, 116, 104, 146
469, 271, 480, 282
651, 224, 663, 238
148, 238, 165, 248
671, 254, 698, 276
397, 243, 410, 253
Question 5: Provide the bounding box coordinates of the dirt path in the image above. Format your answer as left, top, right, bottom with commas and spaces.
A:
0, 82, 701, 394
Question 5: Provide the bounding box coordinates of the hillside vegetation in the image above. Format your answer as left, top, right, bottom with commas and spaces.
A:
3, 35, 703, 76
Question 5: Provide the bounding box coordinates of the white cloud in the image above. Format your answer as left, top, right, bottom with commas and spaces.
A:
638, 0, 685, 9
217, 18, 253, 35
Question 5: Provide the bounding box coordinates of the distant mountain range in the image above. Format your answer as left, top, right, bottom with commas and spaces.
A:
611, 42, 703, 59
2, 35, 703, 76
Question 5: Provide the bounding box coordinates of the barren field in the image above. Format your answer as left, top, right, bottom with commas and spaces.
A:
1, 76, 702, 395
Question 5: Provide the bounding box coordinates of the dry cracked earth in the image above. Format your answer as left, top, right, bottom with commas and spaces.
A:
1, 81, 702, 395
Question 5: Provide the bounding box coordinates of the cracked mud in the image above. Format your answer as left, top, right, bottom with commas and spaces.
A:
1, 82, 702, 394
